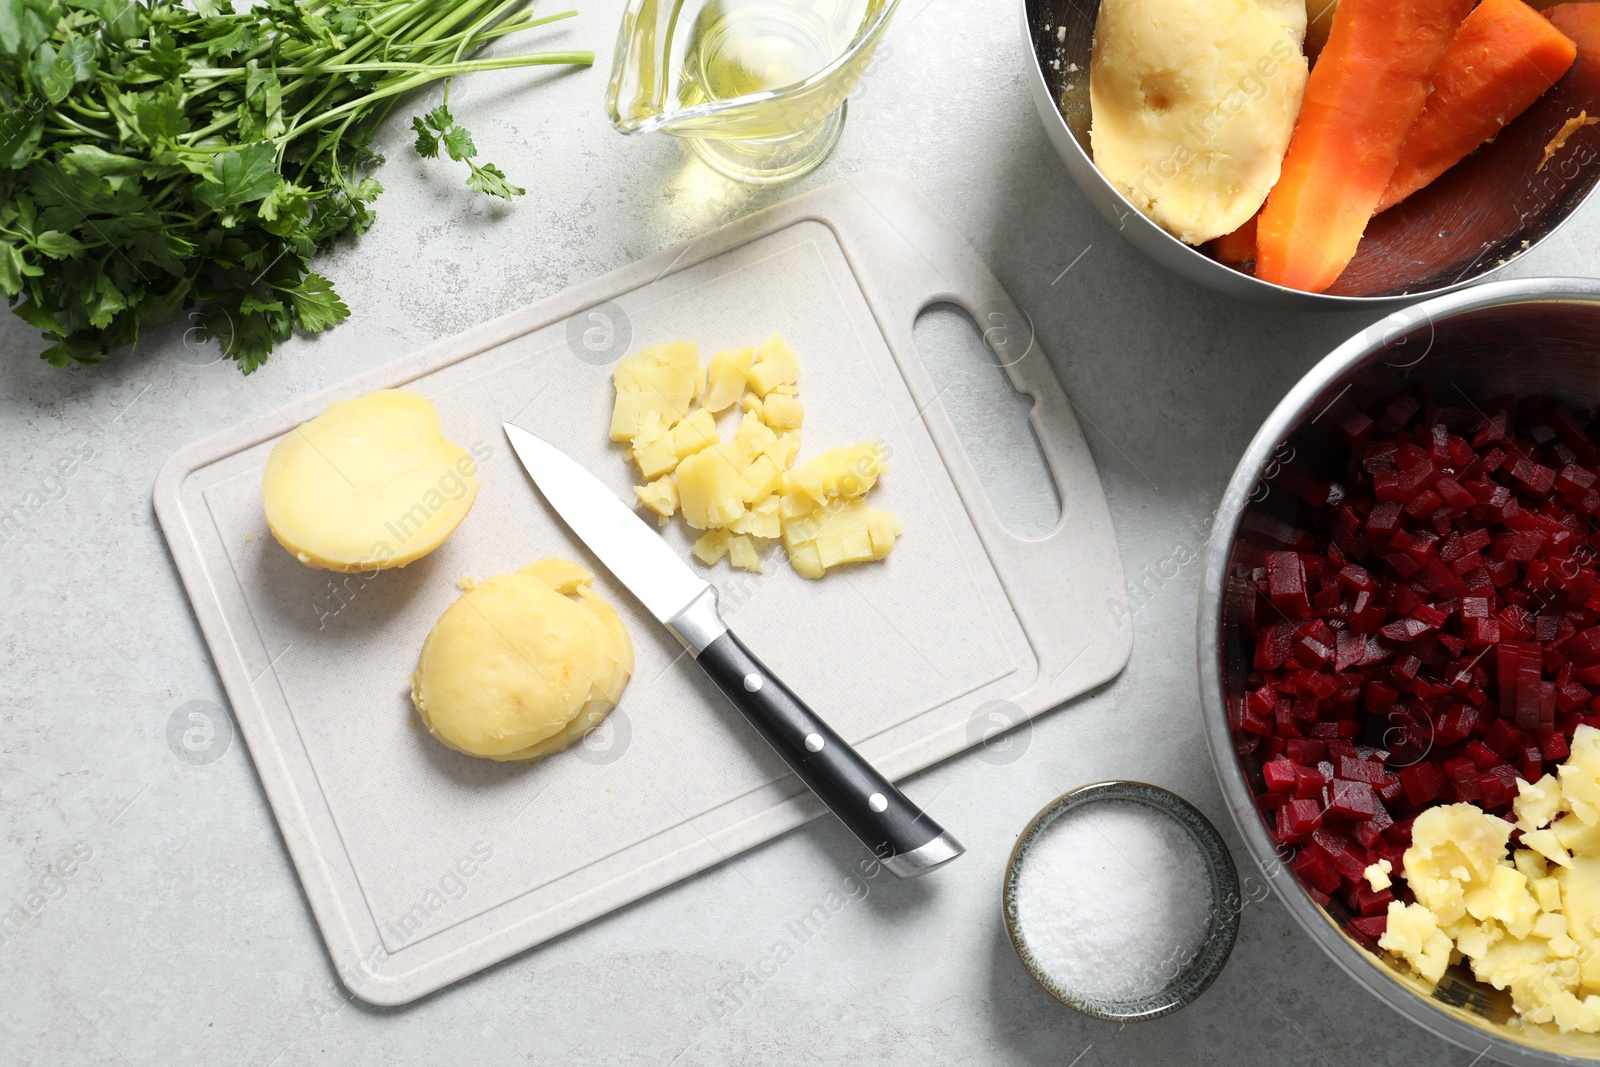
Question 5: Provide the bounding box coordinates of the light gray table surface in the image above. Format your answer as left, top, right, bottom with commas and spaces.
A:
3, 2, 1593, 1064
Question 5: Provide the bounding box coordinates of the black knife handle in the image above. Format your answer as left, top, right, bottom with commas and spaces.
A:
695, 629, 964, 878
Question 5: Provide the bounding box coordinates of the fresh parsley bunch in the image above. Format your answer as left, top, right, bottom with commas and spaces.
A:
0, 0, 590, 371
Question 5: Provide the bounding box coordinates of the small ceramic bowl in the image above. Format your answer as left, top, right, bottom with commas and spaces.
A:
1002, 780, 1242, 1021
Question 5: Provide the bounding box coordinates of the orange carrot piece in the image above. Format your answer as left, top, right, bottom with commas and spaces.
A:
1209, 213, 1260, 265
1378, 0, 1577, 213
1255, 0, 1475, 293
1548, 5, 1600, 49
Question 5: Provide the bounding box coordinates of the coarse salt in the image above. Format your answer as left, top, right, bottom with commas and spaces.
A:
1015, 800, 1213, 1003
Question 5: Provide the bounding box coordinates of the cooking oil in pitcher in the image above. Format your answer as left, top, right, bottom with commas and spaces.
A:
605, 0, 897, 183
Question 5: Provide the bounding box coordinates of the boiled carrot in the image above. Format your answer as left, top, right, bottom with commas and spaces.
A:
1547, 5, 1600, 51
1209, 213, 1259, 264
1255, 0, 1475, 293
1378, 0, 1577, 213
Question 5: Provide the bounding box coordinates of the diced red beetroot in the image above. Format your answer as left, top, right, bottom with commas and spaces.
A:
1399, 762, 1444, 805
1377, 394, 1421, 435
1349, 883, 1395, 917
1328, 780, 1379, 819
1348, 915, 1389, 947
1367, 500, 1403, 538
1508, 456, 1557, 496
1480, 768, 1515, 809
1557, 464, 1598, 502
1255, 623, 1294, 671
1277, 798, 1323, 843
1354, 805, 1395, 848
1267, 551, 1312, 617
1445, 756, 1482, 801
1335, 406, 1375, 446
1286, 739, 1327, 764
1291, 846, 1342, 895
1436, 477, 1475, 511
1294, 766, 1327, 799
1314, 833, 1370, 884
1263, 759, 1297, 792
1544, 731, 1571, 762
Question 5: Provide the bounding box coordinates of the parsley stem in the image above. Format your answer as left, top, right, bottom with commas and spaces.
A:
180, 51, 591, 80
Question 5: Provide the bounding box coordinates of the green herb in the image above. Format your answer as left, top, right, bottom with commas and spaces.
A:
0, 0, 592, 371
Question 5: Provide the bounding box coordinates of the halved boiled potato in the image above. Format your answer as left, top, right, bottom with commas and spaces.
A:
410, 560, 634, 762
262, 389, 478, 572
1089, 0, 1309, 245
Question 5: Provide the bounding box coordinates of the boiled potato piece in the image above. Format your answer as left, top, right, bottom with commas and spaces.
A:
631, 407, 717, 479
702, 346, 754, 412
782, 500, 903, 579
610, 341, 701, 441
762, 393, 804, 430
783, 443, 886, 506
677, 447, 747, 530
747, 333, 800, 397
1089, 0, 1309, 245
634, 475, 679, 521
729, 494, 781, 539
692, 529, 731, 566
410, 560, 633, 762
1260, 0, 1308, 42
262, 389, 478, 572
727, 534, 762, 573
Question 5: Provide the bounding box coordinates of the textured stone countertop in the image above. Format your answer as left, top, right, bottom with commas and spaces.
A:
4, 1, 1597, 1063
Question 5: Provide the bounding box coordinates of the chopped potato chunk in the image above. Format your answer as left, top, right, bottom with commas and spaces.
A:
762, 393, 804, 430
635, 476, 678, 521
610, 340, 701, 441
727, 534, 762, 572
748, 332, 800, 396
677, 447, 747, 530
703, 346, 754, 413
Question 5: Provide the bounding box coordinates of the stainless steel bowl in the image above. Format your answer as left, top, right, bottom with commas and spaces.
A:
1019, 0, 1600, 308
1200, 277, 1600, 1063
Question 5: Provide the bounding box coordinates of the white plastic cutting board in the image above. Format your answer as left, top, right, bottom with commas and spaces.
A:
153, 170, 1130, 1005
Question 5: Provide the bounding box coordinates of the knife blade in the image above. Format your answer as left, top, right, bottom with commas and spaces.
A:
503, 422, 963, 878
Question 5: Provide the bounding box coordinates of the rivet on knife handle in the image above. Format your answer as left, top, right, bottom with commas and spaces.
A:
668, 590, 965, 878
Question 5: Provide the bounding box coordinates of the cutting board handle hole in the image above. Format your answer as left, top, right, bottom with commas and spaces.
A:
911, 303, 1062, 538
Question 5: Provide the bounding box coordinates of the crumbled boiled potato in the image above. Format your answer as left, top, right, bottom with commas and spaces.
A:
614, 333, 902, 578
1380, 725, 1600, 1032
1364, 859, 1392, 892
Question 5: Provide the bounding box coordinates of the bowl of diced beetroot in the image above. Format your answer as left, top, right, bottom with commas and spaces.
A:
1200, 276, 1600, 1062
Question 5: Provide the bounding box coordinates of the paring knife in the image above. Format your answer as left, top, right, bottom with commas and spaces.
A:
503, 422, 964, 878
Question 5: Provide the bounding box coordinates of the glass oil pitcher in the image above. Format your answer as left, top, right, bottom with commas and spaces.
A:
604, 0, 898, 184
